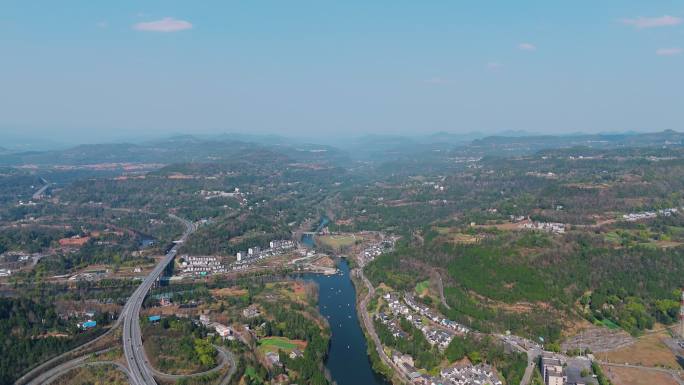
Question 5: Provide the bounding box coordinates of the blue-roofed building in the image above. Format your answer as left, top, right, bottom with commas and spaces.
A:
148, 315, 161, 322
79, 320, 97, 329
141, 239, 155, 248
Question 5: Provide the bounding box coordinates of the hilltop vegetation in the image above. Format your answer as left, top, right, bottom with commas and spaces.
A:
367, 227, 684, 341
0, 297, 106, 384
361, 147, 684, 341
143, 317, 217, 374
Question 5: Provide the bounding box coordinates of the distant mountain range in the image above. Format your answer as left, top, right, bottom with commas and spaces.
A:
0, 136, 350, 167
470, 130, 684, 155
0, 130, 681, 166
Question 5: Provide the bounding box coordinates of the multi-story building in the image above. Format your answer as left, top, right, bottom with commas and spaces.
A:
214, 323, 234, 339
541, 353, 565, 385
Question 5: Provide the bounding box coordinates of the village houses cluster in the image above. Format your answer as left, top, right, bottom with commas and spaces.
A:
382, 294, 455, 349
199, 188, 242, 200
378, 292, 516, 385
179, 255, 226, 276
520, 221, 566, 234
381, 292, 470, 350
394, 353, 503, 385
404, 294, 470, 334
359, 237, 397, 264
435, 363, 503, 385
423, 181, 446, 191
199, 313, 236, 341
178, 239, 296, 276
242, 304, 260, 318
0, 251, 39, 277
622, 207, 678, 222
197, 306, 302, 372
233, 239, 295, 269
198, 188, 247, 206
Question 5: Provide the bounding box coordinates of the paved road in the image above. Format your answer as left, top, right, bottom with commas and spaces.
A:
25, 349, 127, 385
430, 270, 451, 310
43, 360, 131, 385
354, 259, 410, 385
16, 214, 191, 385
217, 352, 239, 385
519, 344, 540, 385
17, 214, 239, 385
144, 345, 235, 381
32, 178, 51, 200
519, 360, 536, 385
123, 214, 196, 385
18, 324, 120, 385
494, 335, 541, 385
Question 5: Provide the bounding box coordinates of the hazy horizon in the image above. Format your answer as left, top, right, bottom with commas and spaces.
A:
2, 1, 683, 145
4, 128, 683, 150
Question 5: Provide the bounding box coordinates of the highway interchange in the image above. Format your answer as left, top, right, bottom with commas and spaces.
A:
122, 214, 196, 385
18, 214, 198, 385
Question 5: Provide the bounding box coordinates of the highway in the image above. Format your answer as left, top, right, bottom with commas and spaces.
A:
16, 214, 192, 385
27, 349, 131, 385
144, 345, 236, 382
32, 178, 51, 200
19, 330, 114, 385
19, 215, 237, 385
122, 214, 196, 385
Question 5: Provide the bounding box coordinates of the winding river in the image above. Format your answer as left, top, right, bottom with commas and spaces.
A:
304, 260, 390, 385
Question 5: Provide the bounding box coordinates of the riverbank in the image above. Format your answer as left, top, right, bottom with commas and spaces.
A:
303, 259, 392, 385
350, 265, 406, 385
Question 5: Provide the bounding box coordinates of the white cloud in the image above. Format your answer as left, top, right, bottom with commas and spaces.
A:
133, 17, 192, 32
518, 43, 536, 51
96, 21, 108, 29
656, 47, 682, 56
621, 15, 682, 29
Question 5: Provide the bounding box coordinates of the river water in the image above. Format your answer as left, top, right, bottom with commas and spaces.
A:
303, 260, 390, 385
300, 216, 330, 248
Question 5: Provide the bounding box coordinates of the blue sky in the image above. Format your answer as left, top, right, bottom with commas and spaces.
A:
1, 1, 683, 143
